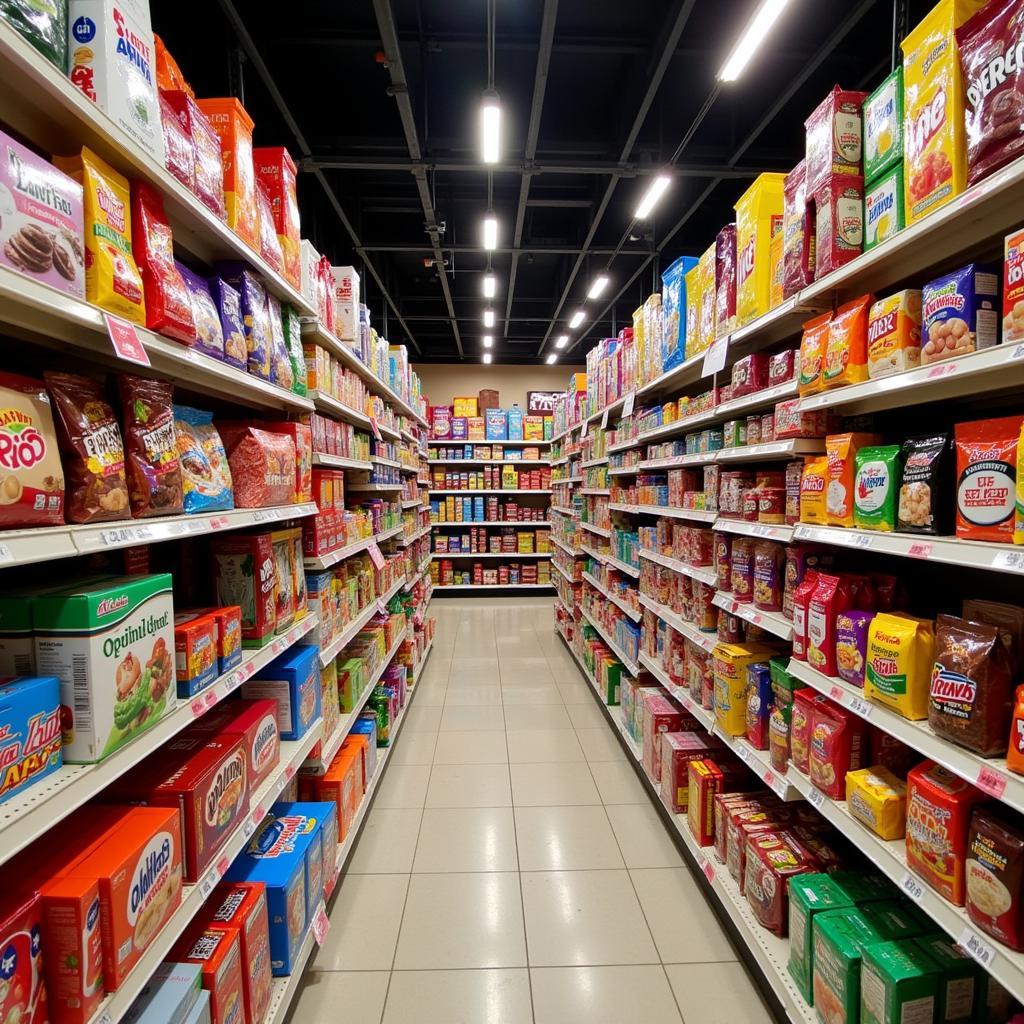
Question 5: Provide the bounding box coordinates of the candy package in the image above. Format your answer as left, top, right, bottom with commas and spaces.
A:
797, 312, 830, 395
853, 445, 901, 532
219, 424, 295, 508
119, 374, 183, 518
173, 405, 233, 514
176, 263, 224, 360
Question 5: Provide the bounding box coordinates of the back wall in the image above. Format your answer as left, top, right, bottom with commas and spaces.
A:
414, 363, 583, 411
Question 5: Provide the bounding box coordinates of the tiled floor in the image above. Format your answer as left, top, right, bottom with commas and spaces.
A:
292, 598, 774, 1023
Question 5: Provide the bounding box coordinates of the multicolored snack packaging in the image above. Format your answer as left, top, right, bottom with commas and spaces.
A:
826, 432, 881, 528
208, 882, 273, 1024
168, 925, 245, 1024
921, 263, 999, 364
814, 173, 864, 278
864, 165, 905, 251
853, 445, 901, 531
955, 414, 1022, 542
196, 98, 258, 247
0, 675, 62, 805
867, 290, 921, 378
865, 612, 935, 720
823, 294, 871, 389
863, 68, 903, 182
798, 312, 831, 395
734, 173, 785, 327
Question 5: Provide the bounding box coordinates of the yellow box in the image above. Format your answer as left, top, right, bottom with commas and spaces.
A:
644, 293, 662, 382
467, 416, 486, 440
865, 612, 935, 720
569, 373, 587, 395
845, 767, 907, 840
712, 642, 775, 736
734, 173, 785, 327
684, 263, 702, 358
501, 466, 518, 489
696, 244, 716, 356
901, 0, 985, 224
453, 396, 478, 417
524, 416, 543, 440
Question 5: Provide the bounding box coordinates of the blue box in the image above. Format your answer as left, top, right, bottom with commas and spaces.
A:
243, 645, 321, 740
485, 408, 507, 440
0, 675, 62, 804
271, 801, 334, 922
661, 255, 698, 368
182, 991, 210, 1024
506, 406, 523, 440
122, 962, 203, 1024
473, 497, 484, 520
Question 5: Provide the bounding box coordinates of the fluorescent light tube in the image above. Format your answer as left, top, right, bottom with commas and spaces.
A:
569, 311, 585, 329
587, 275, 610, 299
634, 175, 671, 219
483, 309, 495, 328
555, 335, 568, 349
718, 0, 791, 82
480, 92, 501, 164
482, 214, 498, 251
482, 274, 497, 298
483, 352, 493, 364
546, 354, 557, 364
483, 336, 493, 348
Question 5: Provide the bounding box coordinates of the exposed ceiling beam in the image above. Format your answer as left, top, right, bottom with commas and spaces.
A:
372, 0, 464, 357
359, 244, 652, 255
503, 0, 558, 340
213, 0, 421, 354
536, 0, 697, 356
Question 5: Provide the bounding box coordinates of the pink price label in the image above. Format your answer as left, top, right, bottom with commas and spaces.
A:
312, 903, 330, 944
216, 855, 229, 878
377, 599, 387, 614
702, 860, 715, 883
251, 806, 264, 827
763, 770, 776, 788
204, 690, 217, 708
191, 698, 206, 718
285, 764, 296, 780
829, 685, 844, 702
907, 542, 933, 559
976, 765, 1007, 798
926, 362, 957, 379
103, 314, 151, 367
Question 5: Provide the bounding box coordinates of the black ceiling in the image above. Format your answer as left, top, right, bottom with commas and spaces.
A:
155, 0, 931, 364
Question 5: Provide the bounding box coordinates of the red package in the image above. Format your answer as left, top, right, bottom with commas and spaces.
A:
261, 421, 312, 503
255, 184, 283, 273
805, 86, 868, 189
253, 147, 301, 288
318, 255, 334, 334
189, 698, 281, 793
813, 174, 864, 279
790, 688, 824, 774
753, 541, 784, 612
715, 224, 737, 335
218, 423, 296, 508
958, 0, 1024, 187
159, 91, 196, 192
730, 353, 769, 398
162, 90, 226, 220
119, 374, 184, 518
744, 830, 816, 935
807, 700, 866, 800
659, 731, 723, 814
130, 181, 195, 342
807, 573, 852, 676
869, 728, 920, 778
791, 570, 820, 661
169, 925, 245, 1024
955, 415, 1023, 542
0, 893, 46, 1024
687, 759, 724, 846
212, 532, 277, 645
782, 161, 813, 296
714, 792, 770, 863
208, 883, 272, 1024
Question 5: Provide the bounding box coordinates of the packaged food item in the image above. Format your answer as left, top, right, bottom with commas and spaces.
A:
206, 278, 248, 370
55, 148, 146, 323
814, 174, 864, 278
782, 161, 813, 298
846, 766, 907, 839
173, 614, 218, 697
168, 925, 243, 1024
218, 424, 295, 508
792, 572, 821, 662
895, 433, 948, 533
119, 374, 184, 517
254, 148, 300, 288
1, 0, 66, 68
853, 445, 901, 532
790, 688, 823, 774
788, 875, 859, 1004
865, 612, 935, 719
799, 457, 828, 525
729, 536, 754, 602
196, 98, 257, 247
930, 613, 1013, 757
1010, 685, 1024, 776
687, 759, 723, 845
1005, 226, 1024, 347
734, 173, 785, 326
44, 371, 128, 523
798, 312, 831, 395
217, 266, 271, 378
785, 459, 803, 526
962, 597, 1024, 677
753, 541, 784, 611
0, 129, 85, 297
254, 185, 282, 274
265, 294, 293, 390
966, 805, 1024, 950
859, 940, 939, 1024
0, 675, 62, 805
805, 87, 868, 190
173, 406, 233, 514
281, 305, 307, 398
921, 263, 999, 363
863, 164, 905, 253
715, 224, 737, 336
823, 294, 871, 388
121, 960, 202, 1024
67, 0, 163, 160
864, 68, 903, 182
826, 432, 880, 527
190, 698, 279, 796
212, 534, 276, 647
835, 610, 874, 687
808, 699, 866, 800
130, 181, 195, 342
155, 35, 192, 96
161, 91, 226, 221
730, 353, 768, 398
867, 290, 922, 379
244, 645, 320, 740
208, 882, 272, 1024
713, 641, 774, 737
812, 907, 879, 1024
745, 831, 816, 936
912, 935, 978, 1024
176, 264, 224, 360
955, 415, 1023, 542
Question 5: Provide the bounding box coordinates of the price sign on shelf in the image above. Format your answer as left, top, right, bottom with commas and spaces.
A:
622, 391, 636, 418
377, 598, 388, 615
926, 362, 958, 380
367, 541, 386, 570
807, 787, 825, 810
848, 696, 872, 719
702, 334, 729, 377
580, 418, 589, 439
104, 313, 150, 367
370, 417, 383, 441
601, 407, 610, 430
312, 901, 331, 945
976, 765, 1008, 798
0, 543, 12, 565
907, 542, 933, 559
198, 872, 217, 901
959, 928, 996, 968
829, 685, 844, 702
900, 872, 925, 904
994, 549, 1024, 572
191, 698, 207, 718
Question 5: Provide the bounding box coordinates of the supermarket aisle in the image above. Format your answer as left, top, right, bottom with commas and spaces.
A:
291, 598, 772, 1024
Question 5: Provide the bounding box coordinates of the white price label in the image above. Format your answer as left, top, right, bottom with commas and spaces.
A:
199, 872, 217, 901
851, 534, 873, 549
1012, 343, 1024, 360
807, 787, 825, 810
702, 334, 729, 377
959, 928, 996, 968
601, 408, 610, 430
752, 525, 772, 537
735, 742, 752, 764
622, 392, 636, 418
848, 696, 873, 719
580, 418, 590, 439
243, 816, 257, 840
994, 549, 1024, 572
900, 872, 925, 904
767, 772, 788, 799
0, 543, 13, 564
96, 1012, 113, 1024
793, 526, 812, 540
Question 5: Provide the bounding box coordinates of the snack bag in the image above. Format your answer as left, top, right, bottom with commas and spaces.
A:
266, 294, 294, 391
808, 700, 867, 801
823, 294, 871, 388
714, 224, 737, 336
176, 262, 225, 360
836, 610, 874, 687
799, 456, 828, 524
922, 263, 999, 364
119, 374, 184, 518
966, 806, 1024, 951
865, 612, 935, 719
814, 174, 864, 279
955, 415, 1023, 542
864, 67, 903, 182
173, 405, 233, 514
854, 445, 901, 531
697, 243, 716, 350
734, 173, 785, 326
901, 0, 987, 223
826, 432, 881, 527
218, 424, 295, 508
1, 0, 66, 68
1009, 684, 1024, 775
207, 277, 248, 370
282, 305, 308, 397
154, 34, 192, 96
1019, 421, 1024, 545
218, 265, 272, 379
196, 98, 258, 247
782, 161, 813, 297
55, 148, 146, 324
805, 87, 868, 189
807, 573, 852, 676
798, 312, 831, 395
158, 91, 196, 192
161, 90, 226, 221
899, 433, 951, 534
867, 290, 922, 378
254, 147, 302, 289
45, 370, 129, 523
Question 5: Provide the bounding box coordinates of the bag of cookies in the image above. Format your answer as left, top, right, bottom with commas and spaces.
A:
898, 433, 951, 534
826, 432, 881, 528
173, 405, 233, 515
808, 700, 866, 801
119, 374, 183, 518
45, 371, 129, 523
922, 264, 999, 365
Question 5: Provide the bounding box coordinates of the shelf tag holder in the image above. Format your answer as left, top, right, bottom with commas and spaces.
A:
104, 314, 150, 367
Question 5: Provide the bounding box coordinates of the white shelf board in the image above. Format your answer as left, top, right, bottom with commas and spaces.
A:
716, 439, 823, 463
435, 583, 555, 591
403, 499, 425, 509
372, 456, 402, 468
608, 502, 717, 524
639, 548, 718, 587
303, 524, 404, 570
430, 520, 550, 528
579, 606, 641, 676
313, 453, 374, 471
637, 449, 717, 467
715, 519, 795, 543
579, 544, 642, 579
317, 577, 406, 666
582, 571, 642, 622
345, 482, 404, 492
430, 489, 553, 495
549, 535, 584, 557
579, 521, 612, 539
581, 488, 612, 496
637, 595, 717, 654
550, 504, 578, 517
427, 458, 551, 466
608, 464, 642, 476
309, 389, 373, 429
581, 456, 610, 468
398, 524, 432, 547
712, 592, 793, 640
551, 560, 580, 585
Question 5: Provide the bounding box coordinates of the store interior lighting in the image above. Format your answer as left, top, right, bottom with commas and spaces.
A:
482, 274, 497, 298
482, 352, 492, 364
587, 275, 610, 300
718, 0, 792, 82
555, 335, 568, 349
568, 310, 585, 329
483, 309, 495, 328
634, 175, 671, 219
545, 353, 557, 364
480, 91, 502, 164
482, 214, 498, 250
483, 335, 493, 348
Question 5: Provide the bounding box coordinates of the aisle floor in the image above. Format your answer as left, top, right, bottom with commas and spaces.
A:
292, 598, 773, 1024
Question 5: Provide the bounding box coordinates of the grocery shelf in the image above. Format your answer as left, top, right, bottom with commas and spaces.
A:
431, 520, 551, 528
608, 464, 642, 476
372, 456, 402, 469
551, 560, 579, 585
582, 572, 642, 622
427, 458, 551, 465
398, 524, 432, 547
313, 453, 374, 471
429, 489, 553, 495
639, 548, 718, 588
608, 502, 717, 524
785, 658, 1024, 813
434, 583, 554, 591
399, 464, 420, 475
715, 519, 795, 543
549, 535, 583, 557
264, 928, 318, 1024
346, 482, 404, 492
579, 521, 612, 539
410, 634, 435, 682
715, 439, 823, 463
86, 718, 324, 1024
579, 544, 642, 579
580, 488, 612, 496
0, 613, 317, 868
637, 447, 718, 465
403, 499, 426, 509
550, 504, 578, 516
638, 595, 717, 654
581, 456, 609, 468
554, 475, 584, 485
558, 631, 817, 1024
549, 455, 569, 466
404, 557, 432, 589
607, 435, 643, 454
792, 523, 1024, 576
636, 351, 705, 399
712, 593, 794, 640
579, 606, 641, 676
309, 389, 374, 429
303, 524, 404, 570
714, 379, 800, 420
317, 578, 406, 666
432, 551, 550, 559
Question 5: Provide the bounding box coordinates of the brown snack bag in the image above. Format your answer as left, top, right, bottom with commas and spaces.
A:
963, 598, 1024, 679
119, 375, 183, 518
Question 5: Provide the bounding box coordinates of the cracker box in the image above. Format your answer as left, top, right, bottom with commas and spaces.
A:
812, 908, 881, 1024
175, 613, 219, 698
912, 935, 977, 1024
805, 87, 868, 190
860, 940, 939, 1024
921, 262, 999, 364
0, 892, 46, 1024
485, 408, 507, 441
864, 69, 904, 183
243, 644, 321, 741
68, 806, 184, 988
68, 0, 164, 161
269, 802, 331, 922
122, 962, 203, 1024
208, 883, 272, 1024
212, 535, 276, 648
734, 173, 785, 327
864, 164, 905, 252
33, 574, 175, 763
1003, 227, 1024, 344
814, 174, 864, 278
179, 607, 243, 675
168, 926, 244, 1024
787, 874, 855, 1005
0, 674, 62, 805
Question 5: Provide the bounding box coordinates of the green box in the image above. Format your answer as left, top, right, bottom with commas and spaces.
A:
339, 657, 367, 712
864, 67, 903, 182
860, 941, 939, 1024
787, 874, 854, 1005
864, 165, 905, 251
913, 935, 977, 1024
829, 871, 894, 906
859, 902, 925, 943
812, 909, 881, 1024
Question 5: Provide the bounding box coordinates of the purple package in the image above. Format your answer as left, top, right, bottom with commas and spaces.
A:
207, 277, 247, 370
921, 263, 999, 365
266, 292, 295, 391
217, 263, 271, 379
175, 261, 225, 360
450, 416, 468, 440
835, 610, 875, 687
0, 129, 85, 298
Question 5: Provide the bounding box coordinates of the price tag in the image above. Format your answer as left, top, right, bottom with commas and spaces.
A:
0, 543, 14, 564
285, 763, 296, 780
1012, 343, 1024, 360
701, 859, 715, 883
852, 534, 873, 549
907, 542, 933, 559
311, 901, 331, 944
370, 418, 383, 441
242, 816, 257, 840
250, 805, 265, 829
752, 525, 772, 538
735, 742, 752, 764
601, 407, 610, 430
793, 526, 812, 541
580, 418, 590, 439
377, 598, 387, 615
807, 787, 825, 810
976, 765, 1008, 798
96, 1012, 113, 1024
849, 696, 872, 719
900, 872, 925, 904
191, 698, 207, 718
216, 855, 230, 877
198, 872, 217, 901
702, 334, 729, 377
204, 690, 218, 709
622, 392, 636, 418
926, 362, 958, 379
210, 516, 229, 530
959, 928, 996, 968
367, 541, 386, 570
104, 313, 150, 366
993, 549, 1024, 572
830, 685, 844, 702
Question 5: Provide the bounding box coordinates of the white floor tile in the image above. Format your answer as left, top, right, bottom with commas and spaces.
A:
292, 970, 389, 1023
444, 684, 504, 706
425, 763, 512, 808
374, 765, 431, 808
510, 762, 601, 807
531, 966, 683, 1024
441, 705, 506, 731
312, 874, 409, 970
605, 803, 684, 868
501, 685, 565, 705
413, 807, 518, 872
433, 729, 509, 764
588, 761, 649, 804
507, 729, 585, 763
403, 705, 442, 732
502, 704, 573, 730
500, 657, 556, 685
383, 970, 533, 1024
557, 680, 598, 704
665, 962, 772, 1023
574, 727, 627, 762
514, 805, 624, 871
412, 682, 448, 707
394, 872, 527, 969
348, 808, 423, 874
388, 730, 438, 766
565, 700, 608, 729
450, 656, 501, 680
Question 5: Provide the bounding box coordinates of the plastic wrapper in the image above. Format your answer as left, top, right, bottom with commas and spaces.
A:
173, 405, 233, 514
119, 374, 183, 517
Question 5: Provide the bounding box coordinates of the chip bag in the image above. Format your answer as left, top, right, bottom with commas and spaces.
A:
799, 456, 828, 524
173, 405, 233, 514
955, 415, 1023, 543
826, 432, 881, 528
865, 612, 936, 719
823, 294, 872, 388
798, 312, 831, 395
119, 374, 183, 518
867, 290, 922, 379
854, 445, 901, 531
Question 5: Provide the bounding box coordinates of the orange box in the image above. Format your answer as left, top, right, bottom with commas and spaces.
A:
196, 98, 258, 247
346, 734, 369, 793
170, 925, 245, 1024
253, 147, 301, 289
208, 883, 272, 1024
67, 807, 183, 989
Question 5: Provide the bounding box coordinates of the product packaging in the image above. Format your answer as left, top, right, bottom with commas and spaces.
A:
813, 173, 864, 278
734, 173, 785, 326
120, 374, 184, 517
921, 263, 999, 364
212, 533, 276, 646
805, 86, 868, 189
244, 644, 321, 740
208, 883, 272, 1024
863, 68, 903, 182
823, 294, 871, 388
867, 290, 921, 378
168, 925, 244, 1024
196, 98, 257, 247
864, 612, 936, 720
161, 91, 226, 221
853, 445, 901, 531
0, 675, 62, 805
955, 415, 1023, 542
782, 161, 813, 297
1, 0, 66, 68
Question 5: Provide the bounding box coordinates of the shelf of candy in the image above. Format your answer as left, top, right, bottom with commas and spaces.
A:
581, 527, 642, 577
429, 396, 553, 446
585, 335, 642, 421
550, 508, 583, 553
430, 463, 552, 491
427, 442, 549, 463
430, 494, 550, 525
301, 487, 402, 566
608, 445, 643, 476
638, 520, 719, 588
609, 463, 715, 520
433, 524, 550, 556
433, 557, 552, 588
583, 463, 609, 491
581, 560, 641, 622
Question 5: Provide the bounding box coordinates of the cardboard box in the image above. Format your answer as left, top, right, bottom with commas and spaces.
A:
208, 883, 272, 1024
329, 266, 360, 341
485, 408, 507, 440
212, 535, 277, 647
174, 613, 219, 698
122, 962, 203, 1024
477, 389, 499, 411
0, 675, 62, 805
168, 926, 245, 1024
243, 645, 321, 741
453, 397, 478, 417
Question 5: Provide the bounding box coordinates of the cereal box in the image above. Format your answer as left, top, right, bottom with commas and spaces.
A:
122, 962, 203, 1024
212, 534, 276, 648
0, 675, 62, 805
921, 262, 999, 364
208, 883, 272, 1024
901, 0, 987, 224
0, 893, 46, 1024
175, 613, 219, 698
734, 173, 785, 327
812, 908, 881, 1024
1004, 227, 1024, 343
683, 262, 702, 356
864, 164, 905, 251
697, 243, 716, 351
485, 408, 507, 441
243, 645, 320, 741
814, 173, 864, 278
33, 574, 175, 763
168, 926, 244, 1024
863, 68, 904, 183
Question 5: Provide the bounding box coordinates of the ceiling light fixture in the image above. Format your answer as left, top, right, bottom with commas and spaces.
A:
480, 90, 502, 164
718, 0, 792, 82
587, 275, 610, 300
555, 335, 568, 349
546, 354, 557, 365
568, 311, 585, 329
483, 352, 493, 364
483, 309, 495, 328
482, 274, 497, 298
634, 175, 671, 219
483, 335, 493, 348
482, 213, 498, 251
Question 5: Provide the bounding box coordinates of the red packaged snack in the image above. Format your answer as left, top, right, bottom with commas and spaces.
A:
955, 415, 1023, 542
790, 688, 824, 774
161, 91, 226, 221
0, 893, 46, 1024
253, 148, 302, 289
791, 570, 821, 661
805, 87, 868, 189
130, 181, 195, 343
782, 161, 813, 297
119, 374, 184, 517
190, 698, 281, 794
641, 692, 684, 784
744, 830, 816, 935
813, 173, 864, 279
966, 805, 1024, 951
261, 421, 312, 503
730, 536, 754, 602
959, 0, 1024, 186
218, 424, 296, 508
687, 759, 724, 846
44, 371, 130, 523
159, 92, 196, 191
807, 573, 852, 676
730, 353, 769, 398
212, 533, 277, 646
208, 882, 272, 1024
255, 184, 283, 274
169, 925, 245, 1024
659, 731, 723, 814
807, 700, 866, 800
714, 792, 770, 862
753, 541, 784, 611
715, 224, 737, 335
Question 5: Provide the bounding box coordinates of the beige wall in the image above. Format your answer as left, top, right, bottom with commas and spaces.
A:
414, 362, 583, 410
